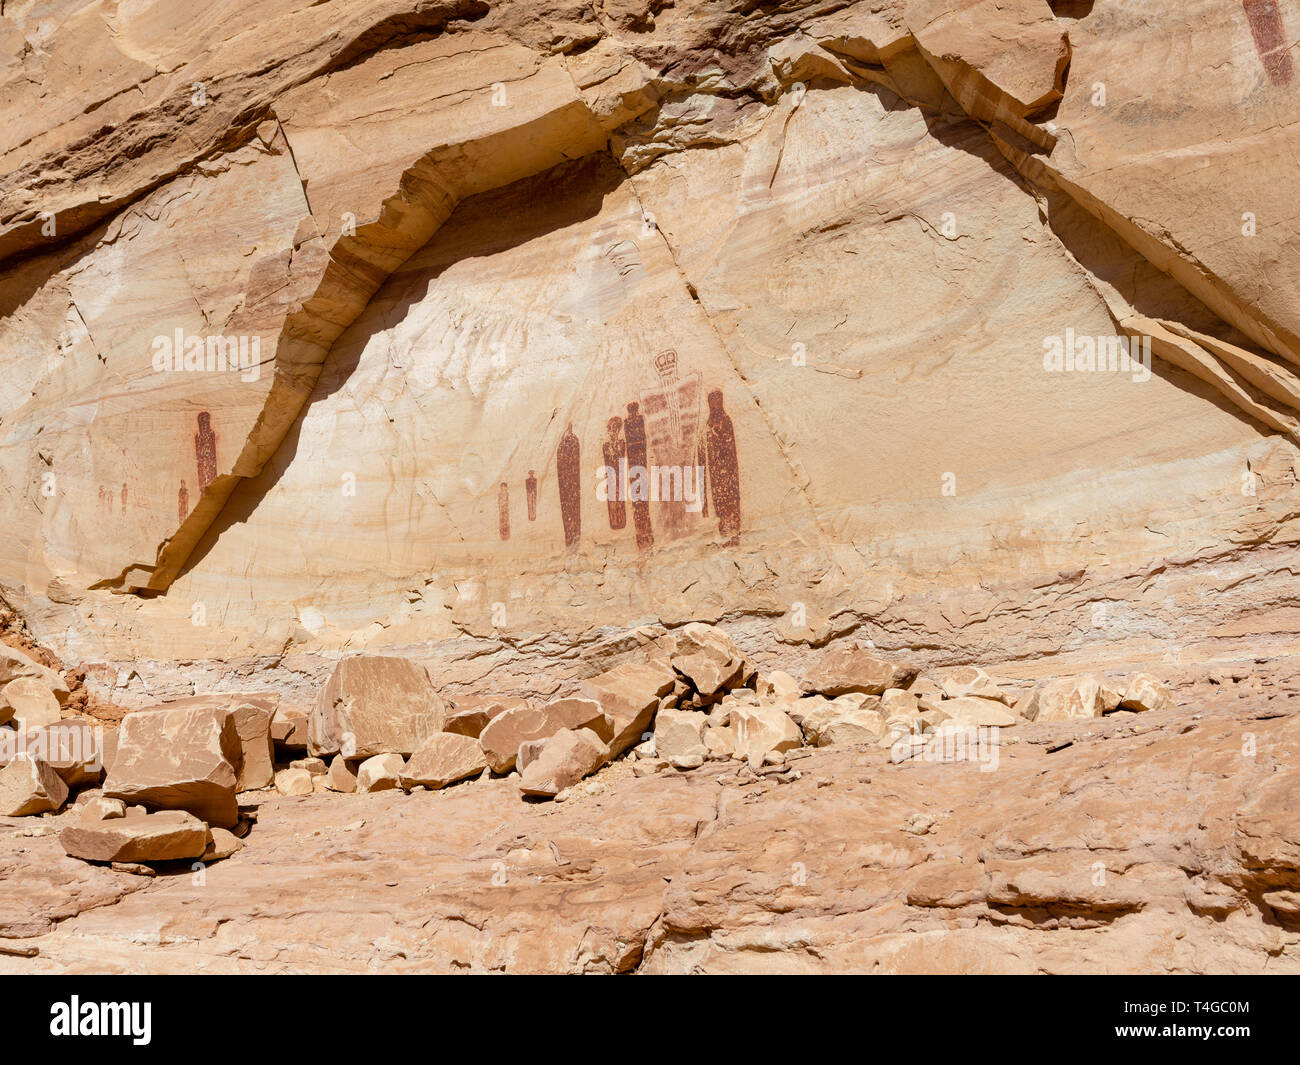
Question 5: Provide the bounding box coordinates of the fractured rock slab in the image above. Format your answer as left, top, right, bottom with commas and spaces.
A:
519, 728, 609, 798
401, 732, 487, 790
580, 660, 677, 758
61, 807, 211, 864
2, 677, 61, 733
800, 646, 917, 697
443, 696, 526, 739
309, 656, 447, 759
0, 755, 68, 815
356, 753, 405, 793
654, 708, 709, 769
104, 705, 243, 828
1121, 673, 1173, 713
478, 698, 608, 774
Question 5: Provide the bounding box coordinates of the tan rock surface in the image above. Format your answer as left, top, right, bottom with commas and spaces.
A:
402, 733, 488, 790
310, 657, 446, 759
0, 686, 1291, 972
356, 754, 406, 794
478, 698, 607, 774
2, 679, 61, 733
61, 808, 211, 865
104, 706, 242, 828
0, 756, 69, 816
518, 728, 610, 798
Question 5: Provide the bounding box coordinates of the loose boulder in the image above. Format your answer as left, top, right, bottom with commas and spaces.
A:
356, 753, 405, 793
309, 656, 447, 759
103, 705, 243, 827
401, 732, 488, 790
274, 767, 314, 796
728, 705, 803, 768
654, 708, 708, 769
0, 755, 68, 815
1033, 675, 1105, 722
580, 660, 677, 758
20, 721, 114, 787
2, 677, 61, 733
478, 698, 608, 774
231, 703, 275, 790
61, 807, 211, 863
0, 646, 69, 704
325, 756, 357, 793
443, 696, 524, 739
939, 666, 1010, 704
519, 728, 609, 798
936, 696, 1019, 728
1120, 673, 1173, 713
800, 645, 916, 696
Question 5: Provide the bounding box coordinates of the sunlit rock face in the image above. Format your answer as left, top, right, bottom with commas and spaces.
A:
2, 0, 1299, 700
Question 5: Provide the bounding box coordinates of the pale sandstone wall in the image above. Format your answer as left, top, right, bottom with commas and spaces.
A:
2, 0, 1299, 704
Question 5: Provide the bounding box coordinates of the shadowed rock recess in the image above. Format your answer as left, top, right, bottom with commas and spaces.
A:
1, 0, 1299, 974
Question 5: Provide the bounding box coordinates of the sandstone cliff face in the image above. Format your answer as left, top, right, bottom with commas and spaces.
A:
2, 0, 1299, 704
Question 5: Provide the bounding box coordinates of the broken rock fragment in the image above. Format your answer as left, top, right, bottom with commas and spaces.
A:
580, 659, 677, 758
936, 696, 1019, 728
309, 656, 447, 759
325, 756, 357, 793
0, 755, 68, 815
2, 677, 61, 732
728, 705, 803, 768
478, 697, 608, 774
800, 645, 917, 697
939, 666, 1011, 704
356, 753, 405, 793
0, 646, 70, 704
443, 696, 525, 739
275, 768, 314, 796
103, 705, 243, 827
1121, 673, 1173, 713
401, 732, 488, 790
61, 807, 211, 863
20, 721, 114, 787
1033, 675, 1105, 722
654, 708, 708, 769
519, 728, 609, 798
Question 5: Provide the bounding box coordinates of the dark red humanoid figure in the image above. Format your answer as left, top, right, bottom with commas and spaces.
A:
705, 389, 740, 546
556, 424, 581, 554
602, 416, 627, 531
178, 480, 189, 524
624, 402, 653, 553
195, 411, 218, 491
498, 482, 510, 541
525, 469, 538, 522
1243, 0, 1294, 86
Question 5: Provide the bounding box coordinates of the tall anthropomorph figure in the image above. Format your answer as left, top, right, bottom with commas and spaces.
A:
178, 480, 190, 524
705, 389, 741, 546
525, 470, 538, 522
195, 411, 218, 491
556, 424, 581, 554
624, 402, 653, 553
498, 482, 511, 541
602, 416, 627, 531
1243, 0, 1293, 86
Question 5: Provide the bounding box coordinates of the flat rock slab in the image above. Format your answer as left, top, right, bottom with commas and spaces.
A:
61, 809, 211, 864
104, 705, 242, 828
